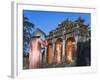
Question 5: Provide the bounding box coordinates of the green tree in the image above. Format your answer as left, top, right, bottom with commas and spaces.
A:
75, 17, 90, 35
23, 15, 34, 56
23, 15, 46, 56
75, 17, 85, 27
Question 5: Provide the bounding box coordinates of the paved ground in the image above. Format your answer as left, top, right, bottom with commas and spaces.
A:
23, 57, 77, 69
40, 62, 76, 68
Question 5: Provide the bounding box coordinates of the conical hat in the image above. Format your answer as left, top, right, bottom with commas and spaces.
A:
33, 28, 46, 37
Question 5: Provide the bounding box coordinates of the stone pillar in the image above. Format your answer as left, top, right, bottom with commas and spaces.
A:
52, 40, 55, 64
62, 39, 66, 63
75, 36, 78, 50
74, 36, 78, 64
44, 47, 47, 64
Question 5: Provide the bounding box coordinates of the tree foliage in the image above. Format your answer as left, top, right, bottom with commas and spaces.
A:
23, 15, 34, 56
23, 15, 46, 56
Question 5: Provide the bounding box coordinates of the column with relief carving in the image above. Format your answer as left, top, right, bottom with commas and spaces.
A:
74, 36, 78, 65
44, 46, 47, 64
62, 36, 66, 64
52, 40, 55, 65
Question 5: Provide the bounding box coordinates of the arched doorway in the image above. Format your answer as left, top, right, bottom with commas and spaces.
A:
47, 43, 53, 64
55, 38, 63, 64
65, 37, 75, 64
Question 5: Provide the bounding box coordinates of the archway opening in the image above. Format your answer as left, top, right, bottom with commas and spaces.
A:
65, 37, 75, 64
55, 38, 63, 64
